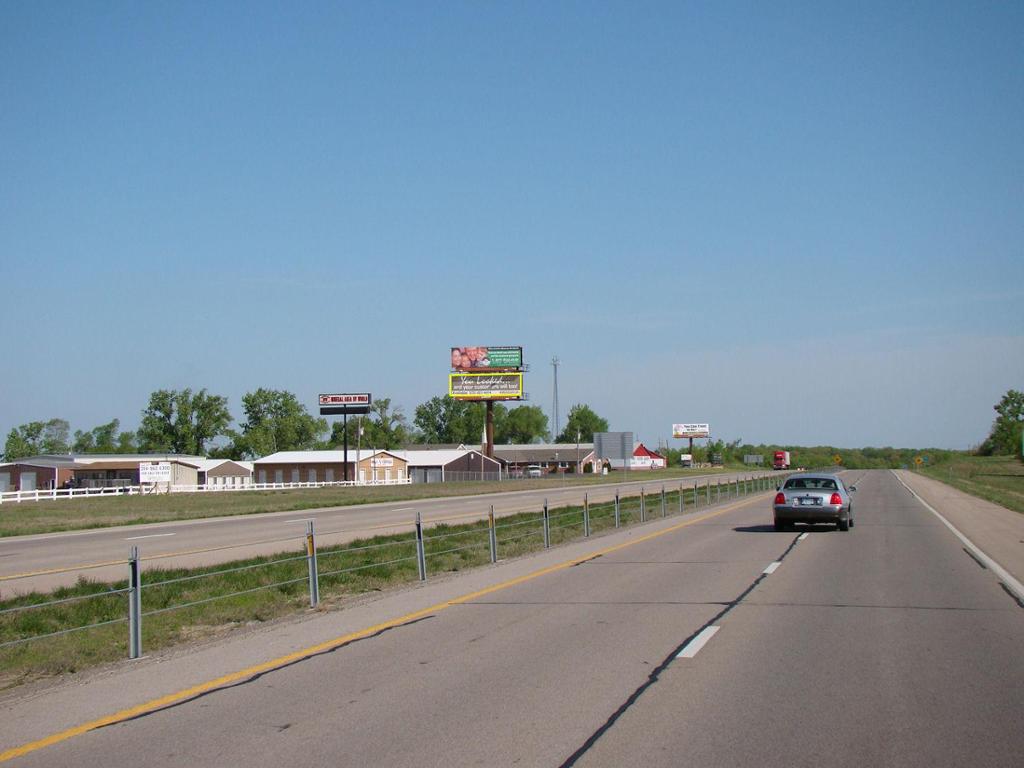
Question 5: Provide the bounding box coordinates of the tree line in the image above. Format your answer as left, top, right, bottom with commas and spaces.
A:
2, 388, 611, 462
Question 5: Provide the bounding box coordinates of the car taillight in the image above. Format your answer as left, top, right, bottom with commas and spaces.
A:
830, 492, 842, 505
774, 492, 786, 505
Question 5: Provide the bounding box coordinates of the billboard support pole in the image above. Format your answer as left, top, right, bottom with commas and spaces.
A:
343, 412, 349, 483
485, 401, 494, 458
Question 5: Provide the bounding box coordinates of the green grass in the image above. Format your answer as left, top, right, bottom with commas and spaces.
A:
918, 455, 1024, 515
0, 477, 772, 689
0, 467, 738, 538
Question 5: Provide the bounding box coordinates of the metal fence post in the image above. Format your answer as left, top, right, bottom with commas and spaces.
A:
706, 482, 710, 505
640, 488, 646, 522
693, 482, 698, 508
415, 511, 427, 581
614, 491, 620, 528
661, 486, 666, 518
543, 500, 550, 548
306, 521, 320, 608
679, 484, 684, 514
583, 493, 590, 537
128, 546, 142, 659
488, 505, 497, 563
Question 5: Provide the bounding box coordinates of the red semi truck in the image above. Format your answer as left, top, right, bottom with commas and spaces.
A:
773, 450, 791, 470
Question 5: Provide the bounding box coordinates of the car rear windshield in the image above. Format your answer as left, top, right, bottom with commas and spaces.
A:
784, 478, 837, 490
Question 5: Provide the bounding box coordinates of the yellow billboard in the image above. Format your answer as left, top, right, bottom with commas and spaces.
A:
449, 372, 524, 400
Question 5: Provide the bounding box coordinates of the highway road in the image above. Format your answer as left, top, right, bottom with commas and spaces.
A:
2, 470, 1021, 766
0, 471, 767, 593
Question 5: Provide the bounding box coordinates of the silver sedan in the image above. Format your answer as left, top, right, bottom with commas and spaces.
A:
773, 473, 856, 531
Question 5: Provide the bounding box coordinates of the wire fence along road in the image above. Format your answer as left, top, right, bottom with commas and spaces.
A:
0, 476, 779, 662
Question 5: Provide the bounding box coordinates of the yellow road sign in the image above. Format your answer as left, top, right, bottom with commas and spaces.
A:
833, 454, 842, 465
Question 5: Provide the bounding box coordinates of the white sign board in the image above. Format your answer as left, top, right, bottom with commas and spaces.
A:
370, 457, 394, 467
139, 461, 172, 483
672, 423, 710, 439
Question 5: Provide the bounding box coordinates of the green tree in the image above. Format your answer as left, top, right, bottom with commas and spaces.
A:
979, 389, 1024, 456
72, 418, 132, 453
3, 419, 69, 460
137, 388, 232, 455
39, 418, 70, 453
497, 405, 549, 444
4, 423, 42, 461
233, 388, 326, 458
413, 396, 485, 444
363, 398, 410, 449
556, 404, 609, 443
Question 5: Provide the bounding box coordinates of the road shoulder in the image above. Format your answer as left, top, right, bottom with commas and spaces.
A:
894, 469, 1024, 587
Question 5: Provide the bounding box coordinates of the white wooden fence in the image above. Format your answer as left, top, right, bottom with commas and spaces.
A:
0, 477, 411, 505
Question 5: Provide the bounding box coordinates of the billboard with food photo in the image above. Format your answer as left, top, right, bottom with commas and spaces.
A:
450, 346, 523, 372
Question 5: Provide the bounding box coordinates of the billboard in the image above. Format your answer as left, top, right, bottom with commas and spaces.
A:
319, 393, 372, 415
673, 423, 710, 439
594, 432, 634, 461
319, 393, 371, 407
449, 372, 523, 400
139, 461, 172, 483
451, 346, 523, 372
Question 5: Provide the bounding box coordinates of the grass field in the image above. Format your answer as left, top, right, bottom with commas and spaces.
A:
919, 455, 1024, 515
0, 467, 739, 538
0, 480, 755, 689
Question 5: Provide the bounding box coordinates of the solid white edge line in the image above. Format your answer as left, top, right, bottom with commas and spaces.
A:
891, 470, 1024, 604
123, 533, 176, 541
763, 561, 781, 574
677, 626, 720, 658
798, 532, 809, 541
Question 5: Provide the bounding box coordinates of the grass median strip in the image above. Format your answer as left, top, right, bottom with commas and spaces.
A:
0, 488, 700, 688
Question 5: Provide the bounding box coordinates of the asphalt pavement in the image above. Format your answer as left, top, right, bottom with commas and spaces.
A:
1, 470, 1021, 766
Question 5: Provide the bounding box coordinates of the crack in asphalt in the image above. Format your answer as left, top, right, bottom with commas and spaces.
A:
556, 532, 805, 767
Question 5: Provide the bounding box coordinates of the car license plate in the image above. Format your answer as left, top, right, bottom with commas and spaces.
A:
800, 497, 821, 506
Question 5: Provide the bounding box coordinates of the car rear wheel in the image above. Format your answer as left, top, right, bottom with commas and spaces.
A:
774, 519, 786, 532
837, 517, 849, 532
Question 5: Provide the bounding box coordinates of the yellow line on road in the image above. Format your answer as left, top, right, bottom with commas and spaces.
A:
0, 494, 765, 763
0, 560, 124, 582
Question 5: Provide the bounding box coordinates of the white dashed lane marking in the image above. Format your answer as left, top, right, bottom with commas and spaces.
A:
677, 626, 720, 659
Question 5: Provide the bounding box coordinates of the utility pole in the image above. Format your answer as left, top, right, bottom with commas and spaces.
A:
551, 356, 560, 441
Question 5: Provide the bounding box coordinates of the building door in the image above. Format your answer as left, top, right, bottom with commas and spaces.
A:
0, 472, 9, 492
21, 472, 37, 491
325, 468, 334, 482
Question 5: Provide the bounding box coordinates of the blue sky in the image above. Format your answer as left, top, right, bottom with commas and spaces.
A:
2, 1, 1022, 450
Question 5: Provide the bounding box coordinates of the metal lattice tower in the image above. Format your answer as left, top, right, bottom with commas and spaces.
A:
551, 356, 560, 439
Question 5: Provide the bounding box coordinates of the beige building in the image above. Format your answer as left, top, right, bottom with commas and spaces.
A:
253, 450, 408, 484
